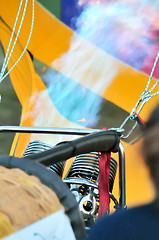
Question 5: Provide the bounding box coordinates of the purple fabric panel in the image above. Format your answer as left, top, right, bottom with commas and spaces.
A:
61, 0, 83, 29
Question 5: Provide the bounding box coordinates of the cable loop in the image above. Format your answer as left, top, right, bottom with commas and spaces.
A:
120, 50, 159, 139
121, 121, 138, 139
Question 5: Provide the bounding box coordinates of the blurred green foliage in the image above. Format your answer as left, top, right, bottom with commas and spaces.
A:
37, 0, 61, 18
0, 46, 21, 155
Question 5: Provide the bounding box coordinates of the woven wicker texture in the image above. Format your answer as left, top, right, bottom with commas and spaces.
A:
0, 166, 64, 238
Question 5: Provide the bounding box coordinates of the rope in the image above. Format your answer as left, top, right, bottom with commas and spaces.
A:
120, 50, 159, 138
0, 0, 34, 83
145, 51, 159, 93
1, 0, 28, 78
0, 0, 24, 80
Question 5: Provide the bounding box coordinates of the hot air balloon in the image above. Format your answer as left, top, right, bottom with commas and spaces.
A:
0, 0, 159, 238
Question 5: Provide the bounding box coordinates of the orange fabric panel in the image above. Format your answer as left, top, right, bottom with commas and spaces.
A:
0, 0, 73, 65
0, 20, 47, 156
105, 66, 159, 121
10, 74, 47, 156
0, 20, 34, 107
52, 39, 159, 120
1, 0, 158, 119
110, 140, 154, 212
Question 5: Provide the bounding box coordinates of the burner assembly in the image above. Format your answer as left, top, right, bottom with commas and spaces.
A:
1, 126, 126, 232
64, 152, 118, 226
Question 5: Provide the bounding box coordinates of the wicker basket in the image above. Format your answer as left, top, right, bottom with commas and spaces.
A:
0, 166, 64, 239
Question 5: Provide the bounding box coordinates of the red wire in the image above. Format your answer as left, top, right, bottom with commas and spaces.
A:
134, 113, 146, 128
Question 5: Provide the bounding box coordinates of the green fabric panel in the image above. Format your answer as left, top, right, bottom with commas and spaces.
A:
37, 0, 61, 19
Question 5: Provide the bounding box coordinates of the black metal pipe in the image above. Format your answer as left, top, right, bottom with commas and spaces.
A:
27, 130, 120, 166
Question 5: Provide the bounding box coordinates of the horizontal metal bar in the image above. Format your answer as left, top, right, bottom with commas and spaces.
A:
0, 126, 102, 135
0, 126, 123, 136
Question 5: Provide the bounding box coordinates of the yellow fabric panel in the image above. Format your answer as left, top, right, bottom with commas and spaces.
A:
1, 0, 73, 65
